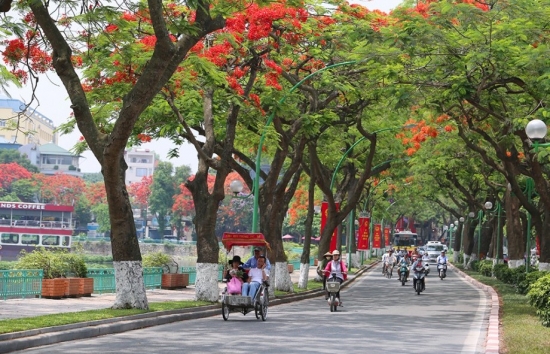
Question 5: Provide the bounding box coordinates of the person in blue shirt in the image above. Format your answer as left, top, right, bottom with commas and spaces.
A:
243, 247, 272, 270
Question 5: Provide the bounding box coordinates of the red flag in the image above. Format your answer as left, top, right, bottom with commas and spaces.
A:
384, 227, 390, 247
357, 217, 370, 250
373, 224, 382, 248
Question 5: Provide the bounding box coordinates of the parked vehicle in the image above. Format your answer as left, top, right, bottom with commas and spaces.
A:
412, 265, 426, 295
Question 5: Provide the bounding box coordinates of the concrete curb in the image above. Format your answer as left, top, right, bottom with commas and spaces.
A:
449, 264, 500, 354
0, 260, 380, 353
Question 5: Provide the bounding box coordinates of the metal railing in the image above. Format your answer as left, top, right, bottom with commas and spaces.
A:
87, 267, 162, 294
0, 269, 43, 300
179, 265, 224, 285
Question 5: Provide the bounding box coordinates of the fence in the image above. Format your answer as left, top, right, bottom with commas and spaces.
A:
0, 269, 43, 300
86, 267, 162, 294
180, 265, 224, 285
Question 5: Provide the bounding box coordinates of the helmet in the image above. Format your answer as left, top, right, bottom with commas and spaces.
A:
324, 252, 333, 257
332, 250, 340, 256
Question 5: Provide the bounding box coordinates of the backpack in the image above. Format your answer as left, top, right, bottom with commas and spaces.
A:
227, 277, 242, 294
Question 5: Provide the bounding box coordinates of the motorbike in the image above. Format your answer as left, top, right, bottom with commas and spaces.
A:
438, 263, 447, 280
326, 273, 344, 312
398, 264, 408, 286
423, 259, 430, 276
412, 265, 426, 295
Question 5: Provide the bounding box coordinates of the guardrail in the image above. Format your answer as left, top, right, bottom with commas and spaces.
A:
179, 265, 224, 285
0, 269, 43, 300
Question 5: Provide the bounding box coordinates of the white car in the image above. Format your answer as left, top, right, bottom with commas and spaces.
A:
425, 244, 445, 263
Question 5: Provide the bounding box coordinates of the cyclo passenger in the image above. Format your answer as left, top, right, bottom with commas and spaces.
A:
324, 250, 347, 306
224, 256, 248, 295
242, 256, 269, 298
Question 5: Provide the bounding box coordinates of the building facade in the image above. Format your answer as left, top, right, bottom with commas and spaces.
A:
0, 98, 57, 145
124, 148, 156, 185
18, 143, 82, 177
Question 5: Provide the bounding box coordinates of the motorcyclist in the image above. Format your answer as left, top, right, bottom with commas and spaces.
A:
382, 249, 396, 276
411, 255, 426, 291
397, 253, 411, 282
436, 250, 448, 277
324, 250, 347, 306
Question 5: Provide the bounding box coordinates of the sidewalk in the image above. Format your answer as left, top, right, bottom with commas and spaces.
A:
0, 264, 319, 320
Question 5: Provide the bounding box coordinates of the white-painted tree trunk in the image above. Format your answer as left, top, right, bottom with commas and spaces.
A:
194, 263, 219, 302
274, 262, 293, 292
453, 252, 459, 263
112, 261, 149, 310
350, 253, 360, 268
463, 254, 470, 268
508, 259, 525, 269
297, 263, 309, 289
538, 262, 550, 271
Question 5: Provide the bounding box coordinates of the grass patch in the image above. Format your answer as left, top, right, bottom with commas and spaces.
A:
459, 267, 550, 354
274, 279, 324, 296
0, 300, 212, 335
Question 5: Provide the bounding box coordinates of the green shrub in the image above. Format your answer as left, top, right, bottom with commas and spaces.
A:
510, 266, 526, 287
527, 274, 550, 327
15, 247, 69, 279
478, 260, 493, 277
469, 260, 479, 271
0, 261, 15, 270
494, 263, 515, 284
142, 252, 175, 273
518, 271, 549, 295
457, 252, 464, 264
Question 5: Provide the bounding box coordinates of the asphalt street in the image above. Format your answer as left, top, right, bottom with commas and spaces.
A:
15, 264, 488, 354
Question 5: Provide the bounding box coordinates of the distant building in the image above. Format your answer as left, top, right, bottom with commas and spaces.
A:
0, 98, 57, 145
124, 147, 156, 185
0, 137, 22, 150
19, 142, 82, 177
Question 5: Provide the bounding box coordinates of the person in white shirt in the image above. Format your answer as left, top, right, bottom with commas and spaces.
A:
382, 249, 396, 276
436, 251, 448, 277
242, 256, 269, 298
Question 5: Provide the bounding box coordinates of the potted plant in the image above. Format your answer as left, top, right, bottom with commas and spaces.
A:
66, 253, 92, 297
143, 252, 188, 289
16, 247, 68, 298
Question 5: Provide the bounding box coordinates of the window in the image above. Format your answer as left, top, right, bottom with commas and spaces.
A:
41, 235, 60, 246
1, 233, 19, 244
136, 168, 148, 177
21, 234, 40, 245
61, 236, 71, 247
131, 157, 137, 163
0, 120, 6, 127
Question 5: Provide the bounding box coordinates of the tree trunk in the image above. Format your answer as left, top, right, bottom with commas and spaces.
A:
505, 190, 524, 268
104, 155, 148, 309
298, 168, 316, 289
539, 208, 550, 271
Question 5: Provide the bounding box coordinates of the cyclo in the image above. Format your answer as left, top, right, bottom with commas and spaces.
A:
220, 232, 270, 321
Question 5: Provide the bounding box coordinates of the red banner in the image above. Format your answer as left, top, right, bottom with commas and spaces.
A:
373, 224, 382, 249
384, 227, 390, 247
536, 236, 541, 256
357, 217, 370, 250
321, 201, 339, 252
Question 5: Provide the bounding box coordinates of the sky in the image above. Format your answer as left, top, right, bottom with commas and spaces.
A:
4, 0, 404, 173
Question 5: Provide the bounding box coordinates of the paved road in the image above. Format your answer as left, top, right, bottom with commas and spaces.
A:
16, 265, 488, 354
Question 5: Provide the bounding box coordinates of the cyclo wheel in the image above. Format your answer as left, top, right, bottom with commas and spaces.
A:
260, 292, 269, 321
222, 303, 230, 321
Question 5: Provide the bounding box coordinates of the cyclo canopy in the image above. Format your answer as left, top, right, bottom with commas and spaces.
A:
221, 232, 270, 252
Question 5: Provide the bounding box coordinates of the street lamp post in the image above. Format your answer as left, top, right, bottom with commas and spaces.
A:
484, 201, 502, 263
448, 223, 455, 254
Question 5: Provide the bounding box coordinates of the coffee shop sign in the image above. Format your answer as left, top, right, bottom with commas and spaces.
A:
0, 203, 46, 210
